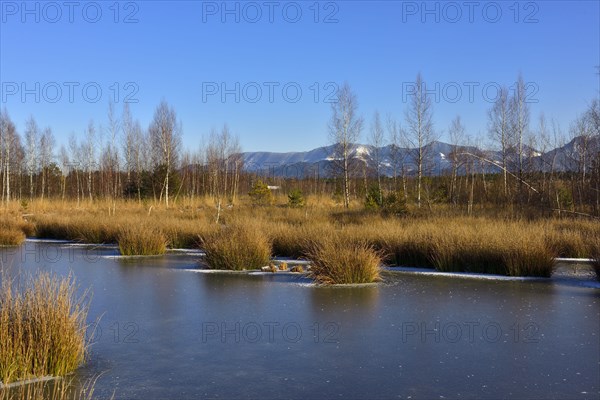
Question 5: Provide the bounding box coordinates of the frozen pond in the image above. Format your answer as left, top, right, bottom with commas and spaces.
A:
1, 241, 599, 399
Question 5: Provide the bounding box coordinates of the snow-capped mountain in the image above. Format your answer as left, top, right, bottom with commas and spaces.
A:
242, 141, 492, 178
240, 136, 599, 178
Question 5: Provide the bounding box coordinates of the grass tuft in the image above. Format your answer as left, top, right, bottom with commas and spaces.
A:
0, 272, 90, 385
0, 229, 25, 246
306, 235, 382, 285
117, 225, 167, 256
0, 216, 28, 246
201, 224, 271, 270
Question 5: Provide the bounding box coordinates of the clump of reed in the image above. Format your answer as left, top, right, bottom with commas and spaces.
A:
0, 228, 25, 247
421, 222, 555, 277
200, 224, 271, 270
510, 238, 553, 277
117, 225, 168, 256
367, 218, 556, 277
305, 235, 382, 284
0, 215, 29, 246
0, 272, 90, 385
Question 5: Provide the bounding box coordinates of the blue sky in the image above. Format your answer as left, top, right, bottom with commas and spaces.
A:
1, 0, 599, 152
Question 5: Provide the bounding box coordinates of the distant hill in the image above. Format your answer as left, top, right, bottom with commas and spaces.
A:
239, 136, 599, 178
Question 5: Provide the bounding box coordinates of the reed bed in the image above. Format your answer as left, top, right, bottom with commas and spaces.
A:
8, 199, 598, 278
31, 206, 213, 248
0, 272, 90, 385
33, 214, 119, 244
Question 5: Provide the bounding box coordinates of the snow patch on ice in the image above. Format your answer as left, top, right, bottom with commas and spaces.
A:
384, 267, 548, 282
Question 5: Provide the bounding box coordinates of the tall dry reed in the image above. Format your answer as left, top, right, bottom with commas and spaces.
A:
0, 272, 90, 385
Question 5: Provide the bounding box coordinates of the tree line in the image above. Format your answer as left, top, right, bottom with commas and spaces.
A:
1, 73, 599, 217
0, 100, 243, 211
328, 73, 599, 216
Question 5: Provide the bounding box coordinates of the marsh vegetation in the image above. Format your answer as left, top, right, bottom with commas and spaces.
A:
0, 272, 89, 385
0, 199, 597, 282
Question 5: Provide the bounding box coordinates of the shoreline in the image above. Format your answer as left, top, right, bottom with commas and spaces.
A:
15, 238, 600, 285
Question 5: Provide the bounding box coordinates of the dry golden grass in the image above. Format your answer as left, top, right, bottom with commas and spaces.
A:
501, 225, 556, 277
29, 200, 214, 248
269, 223, 330, 259
200, 224, 271, 270
413, 221, 556, 277
0, 272, 89, 385
0, 215, 31, 246
117, 225, 167, 256
544, 219, 596, 258
4, 198, 598, 277
32, 214, 119, 243
0, 229, 25, 247
306, 235, 382, 284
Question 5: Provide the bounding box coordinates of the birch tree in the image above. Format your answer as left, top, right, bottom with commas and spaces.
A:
206, 124, 241, 222
0, 110, 18, 204
83, 121, 96, 202
69, 134, 82, 206
39, 127, 55, 199
387, 115, 408, 198
24, 117, 40, 200
404, 73, 435, 208
149, 101, 181, 208
368, 111, 384, 205
105, 101, 120, 206
448, 115, 466, 204
132, 121, 147, 202
509, 75, 530, 199
59, 144, 70, 200
121, 103, 134, 187
488, 86, 511, 197
328, 82, 363, 208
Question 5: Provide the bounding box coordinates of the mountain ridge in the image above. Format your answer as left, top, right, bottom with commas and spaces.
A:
240, 136, 600, 178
